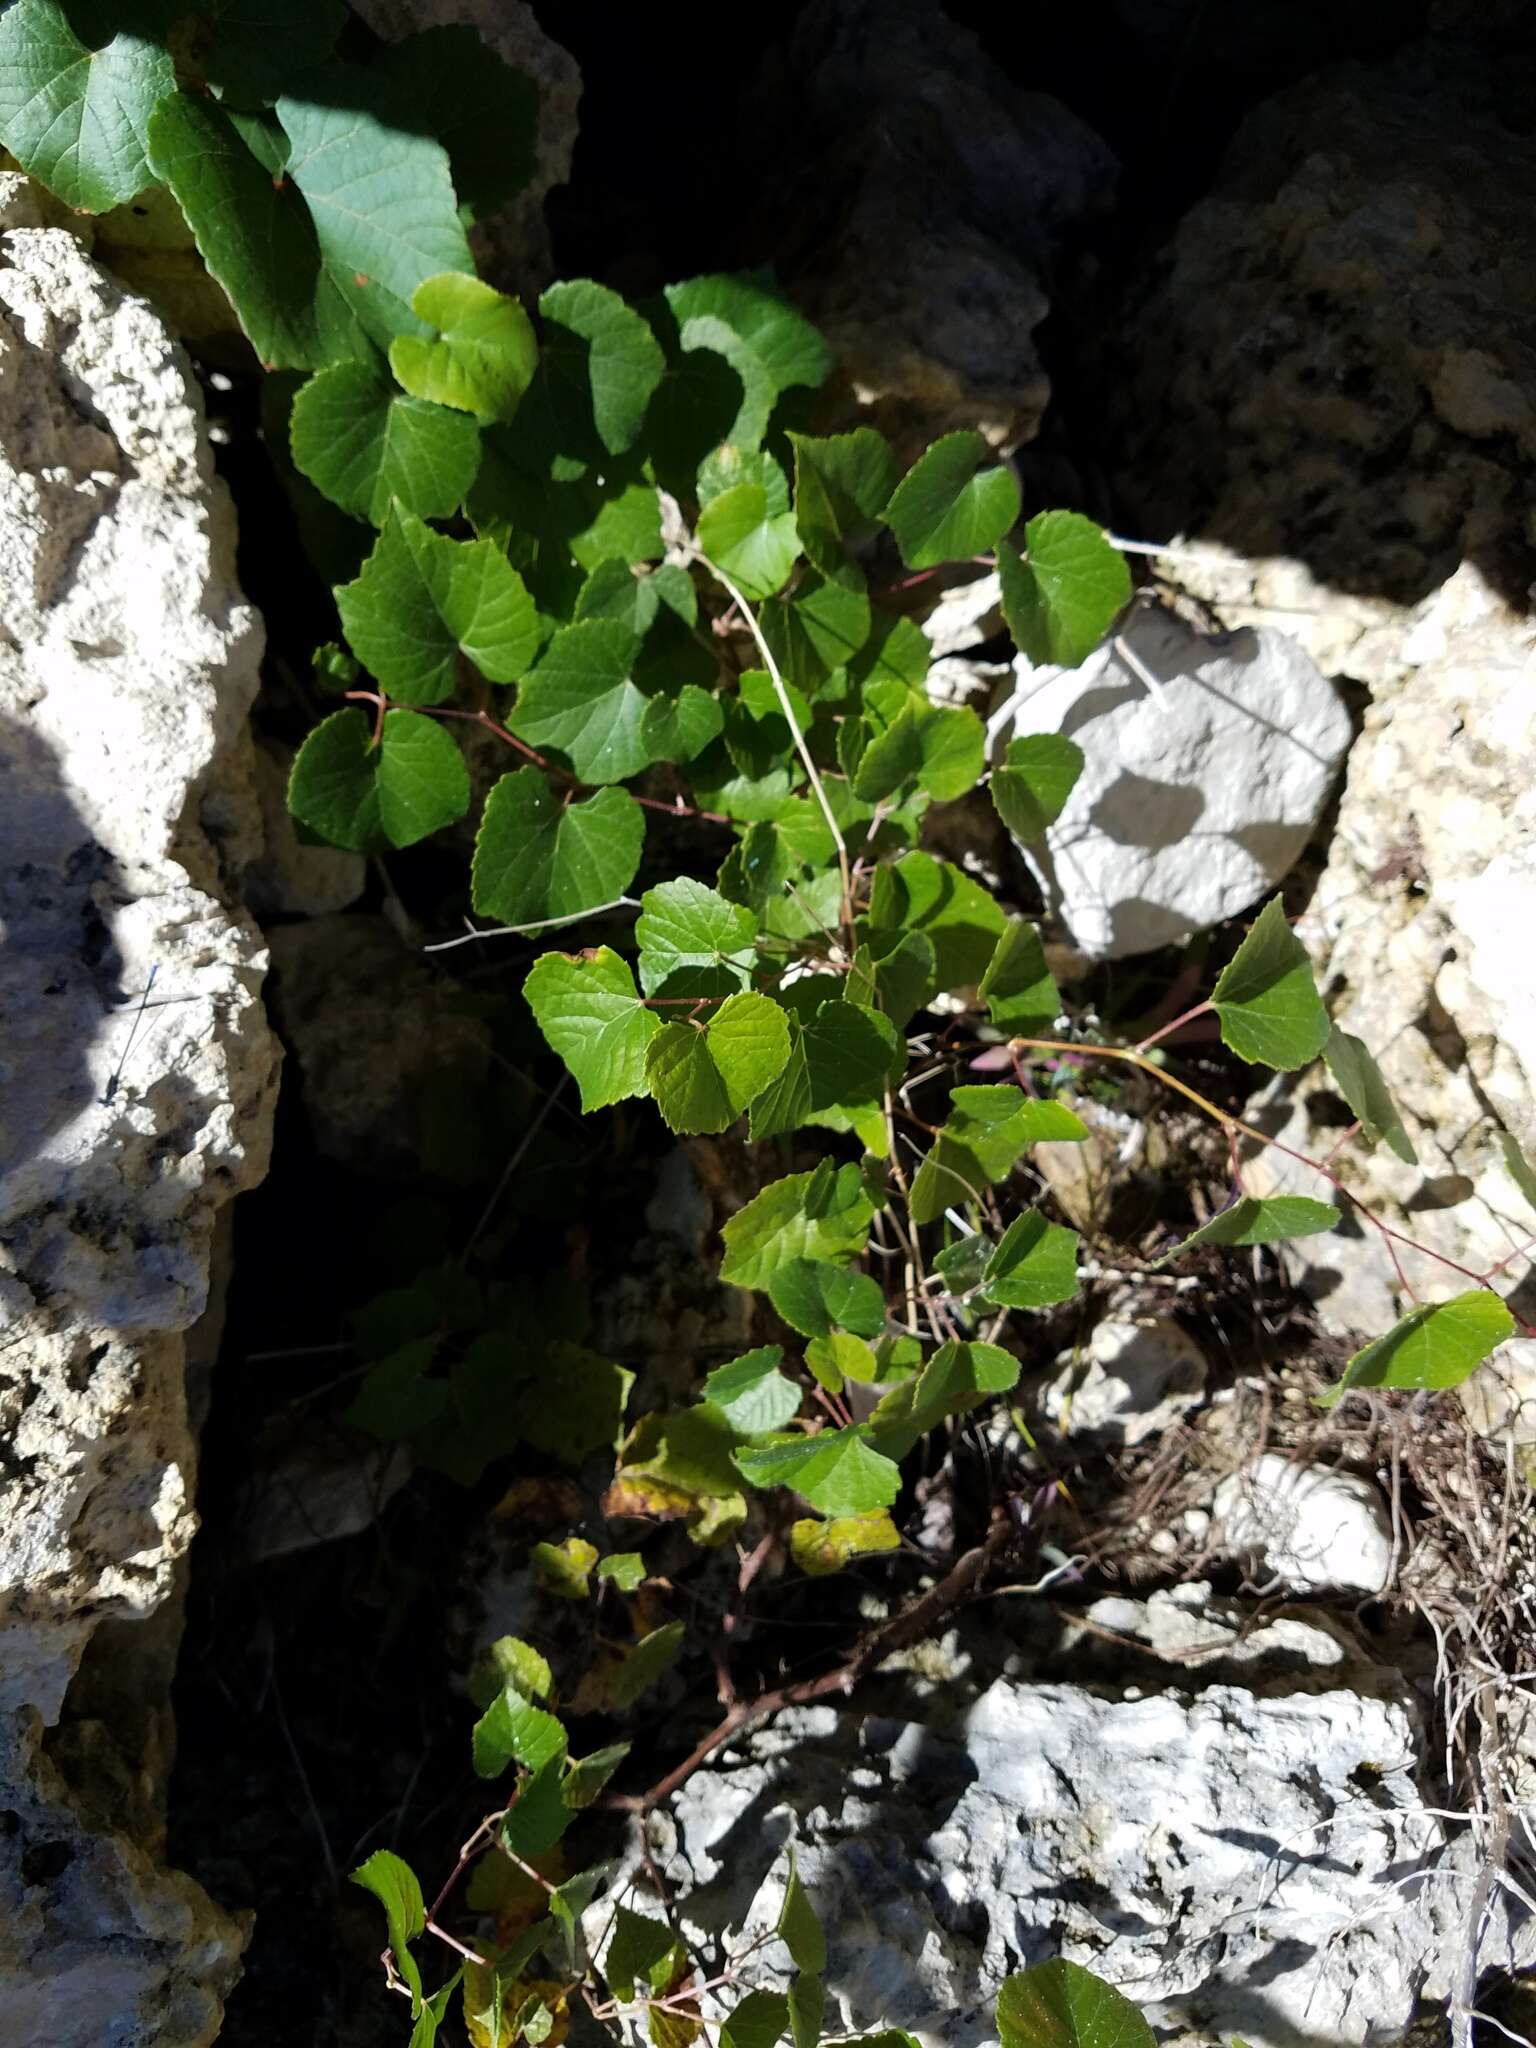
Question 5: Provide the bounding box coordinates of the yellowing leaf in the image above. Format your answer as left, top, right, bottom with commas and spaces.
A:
790, 1509, 901, 1576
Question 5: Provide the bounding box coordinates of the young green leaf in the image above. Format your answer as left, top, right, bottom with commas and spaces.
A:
337, 508, 538, 703
636, 878, 757, 997
1321, 1289, 1515, 1404
703, 1347, 803, 1434
789, 427, 899, 570
981, 1212, 1081, 1308
978, 919, 1060, 1036
577, 557, 661, 637
720, 1990, 790, 2048
853, 698, 986, 804
910, 1087, 1088, 1227
734, 1426, 900, 1515
645, 993, 792, 1134
800, 1001, 901, 1110
868, 1339, 1020, 1460
867, 851, 1007, 994
790, 1509, 902, 1576
287, 706, 468, 853
665, 273, 833, 450
469, 1636, 553, 1709
882, 431, 1020, 571
805, 1331, 878, 1392
990, 735, 1086, 842
1323, 1026, 1417, 1164
548, 1864, 607, 1971
605, 1906, 678, 2002
389, 273, 538, 421
472, 1686, 566, 1781
643, 685, 725, 764
779, 1853, 827, 1973
472, 768, 644, 925
540, 279, 666, 455
596, 1552, 647, 1592
697, 482, 801, 600
410, 1971, 462, 2048
848, 930, 937, 1031
1163, 1194, 1338, 1259
0, 0, 174, 212
530, 1535, 598, 1599
290, 362, 481, 525
606, 1622, 686, 1709
522, 946, 660, 1112
699, 444, 790, 512
719, 1164, 878, 1290
276, 84, 474, 353
500, 1753, 574, 1858
761, 564, 872, 686
1211, 897, 1330, 1070
998, 515, 1131, 668
351, 1849, 427, 2010
509, 620, 654, 784
996, 1958, 1155, 2048
768, 1259, 886, 1340
563, 1741, 631, 1808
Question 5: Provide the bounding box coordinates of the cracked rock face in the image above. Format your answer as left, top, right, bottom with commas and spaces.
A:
640, 1600, 1525, 2047
0, 178, 278, 2043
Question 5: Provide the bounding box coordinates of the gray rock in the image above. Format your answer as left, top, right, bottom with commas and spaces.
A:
770, 0, 1116, 457
998, 604, 1352, 958
265, 913, 490, 1176
0, 182, 276, 2042
242, 737, 366, 919
1042, 1316, 1207, 1446
635, 1600, 1519, 2048
1099, 43, 1536, 610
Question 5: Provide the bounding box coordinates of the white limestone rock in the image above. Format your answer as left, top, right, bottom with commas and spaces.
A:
1223, 562, 1536, 1345
0, 185, 277, 2042
1041, 1316, 1207, 1446
636, 1614, 1517, 2048
1211, 1454, 1395, 1596
1004, 604, 1352, 958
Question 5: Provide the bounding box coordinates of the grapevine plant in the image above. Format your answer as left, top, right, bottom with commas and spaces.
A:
4, 6, 1531, 2044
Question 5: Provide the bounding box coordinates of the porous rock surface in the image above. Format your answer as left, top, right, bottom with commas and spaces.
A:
640, 1597, 1522, 2048
1100, 42, 1536, 611
1240, 560, 1536, 1350
768, 0, 1116, 456
1001, 605, 1352, 958
0, 178, 277, 2042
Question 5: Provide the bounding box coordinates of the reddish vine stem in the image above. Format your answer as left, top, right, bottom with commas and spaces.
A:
607, 1510, 1014, 1815
1006, 1036, 1536, 1335
343, 691, 729, 824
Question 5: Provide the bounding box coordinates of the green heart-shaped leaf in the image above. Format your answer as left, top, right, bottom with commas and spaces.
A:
389, 273, 537, 421
882, 431, 1020, 571
287, 706, 468, 852
472, 766, 644, 925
